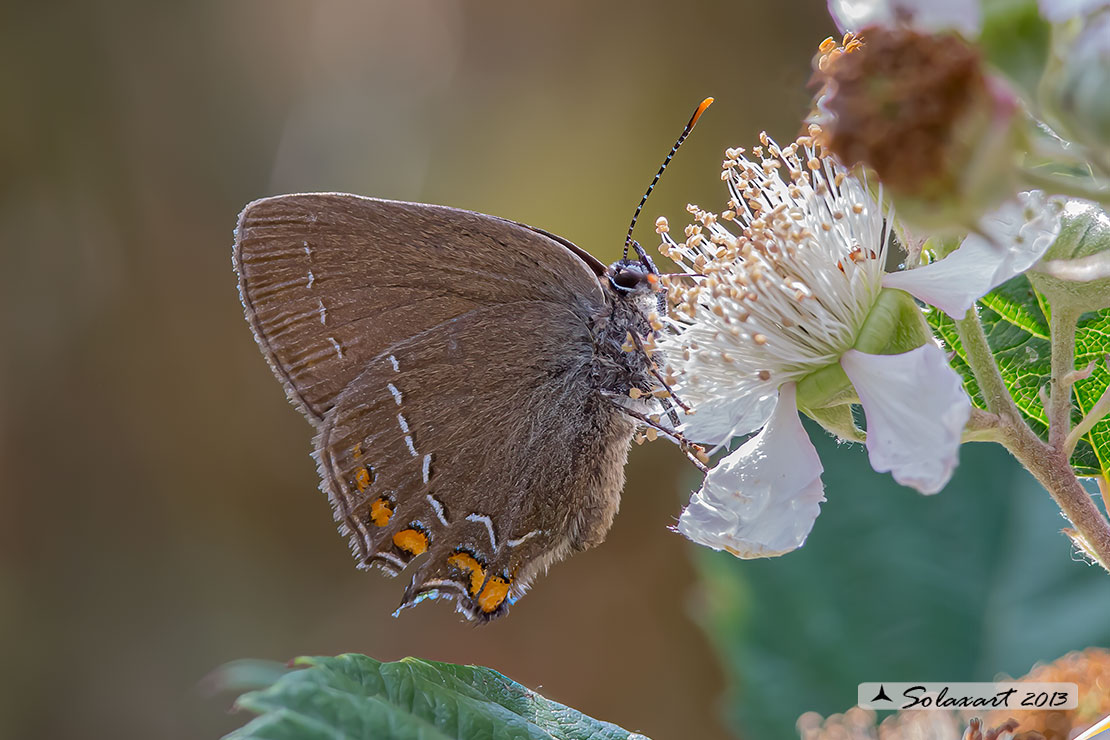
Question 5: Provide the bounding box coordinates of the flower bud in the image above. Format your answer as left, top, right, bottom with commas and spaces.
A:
813, 28, 1024, 232
1028, 200, 1110, 311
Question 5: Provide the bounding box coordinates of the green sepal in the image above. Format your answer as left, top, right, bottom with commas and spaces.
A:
853, 288, 933, 355
924, 235, 964, 260
804, 403, 865, 442
796, 362, 855, 411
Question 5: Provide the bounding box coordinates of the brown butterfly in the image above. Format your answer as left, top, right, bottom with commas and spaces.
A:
233, 99, 712, 621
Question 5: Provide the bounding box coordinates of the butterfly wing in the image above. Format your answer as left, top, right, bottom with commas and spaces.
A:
234, 194, 633, 620
315, 300, 636, 620
233, 193, 607, 423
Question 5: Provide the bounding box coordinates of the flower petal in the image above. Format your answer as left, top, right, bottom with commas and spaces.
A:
828, 0, 981, 35
678, 384, 826, 558
881, 191, 1062, 318
840, 346, 971, 494
1038, 0, 1109, 22
678, 382, 778, 446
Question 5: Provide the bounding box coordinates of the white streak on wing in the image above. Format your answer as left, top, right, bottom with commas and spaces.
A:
404, 435, 417, 457
372, 551, 406, 569
388, 355, 399, 372
318, 298, 327, 325
506, 529, 541, 548
387, 383, 403, 406
422, 454, 432, 484
419, 578, 464, 592
351, 516, 372, 544
467, 513, 498, 551
303, 240, 312, 258
397, 413, 410, 434
328, 337, 344, 359
426, 494, 449, 526
306, 269, 315, 289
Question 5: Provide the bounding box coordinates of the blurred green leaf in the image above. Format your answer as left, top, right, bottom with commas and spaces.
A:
206, 659, 294, 694
692, 433, 1110, 739
224, 653, 649, 740
927, 274, 1110, 478
979, 0, 1051, 100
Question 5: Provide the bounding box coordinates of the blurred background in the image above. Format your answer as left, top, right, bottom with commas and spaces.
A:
3, 2, 1108, 739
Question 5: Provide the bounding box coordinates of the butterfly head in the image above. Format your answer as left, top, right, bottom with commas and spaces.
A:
608, 240, 663, 296
608, 261, 657, 296
609, 240, 667, 323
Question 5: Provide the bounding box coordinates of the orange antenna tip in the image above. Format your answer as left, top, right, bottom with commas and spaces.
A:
690, 97, 714, 128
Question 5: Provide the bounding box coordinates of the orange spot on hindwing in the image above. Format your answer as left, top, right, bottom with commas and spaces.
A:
354, 465, 373, 492
393, 527, 428, 555
369, 497, 393, 527
478, 575, 510, 613
447, 551, 486, 595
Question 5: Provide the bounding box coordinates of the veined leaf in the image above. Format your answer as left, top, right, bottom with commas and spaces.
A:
223, 654, 649, 740
927, 274, 1110, 478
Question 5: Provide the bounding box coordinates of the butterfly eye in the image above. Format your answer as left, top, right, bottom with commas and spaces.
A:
612, 269, 645, 291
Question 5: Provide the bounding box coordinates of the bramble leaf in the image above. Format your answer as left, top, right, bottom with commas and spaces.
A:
927, 274, 1110, 478
223, 653, 649, 740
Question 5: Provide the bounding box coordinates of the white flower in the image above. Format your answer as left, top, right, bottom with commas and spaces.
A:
658, 130, 1056, 558
659, 133, 890, 447
828, 0, 982, 35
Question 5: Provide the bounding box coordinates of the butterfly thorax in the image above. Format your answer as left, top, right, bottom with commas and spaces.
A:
591, 261, 662, 401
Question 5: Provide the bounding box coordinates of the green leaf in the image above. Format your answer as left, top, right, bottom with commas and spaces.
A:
692, 429, 1110, 738
926, 274, 1110, 478
223, 654, 649, 740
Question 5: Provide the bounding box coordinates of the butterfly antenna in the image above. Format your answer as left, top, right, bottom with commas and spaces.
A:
623, 96, 714, 260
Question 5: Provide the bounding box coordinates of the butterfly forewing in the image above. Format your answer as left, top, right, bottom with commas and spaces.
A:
233, 194, 606, 422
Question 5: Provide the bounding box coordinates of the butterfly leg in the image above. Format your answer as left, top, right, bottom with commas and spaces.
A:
657, 396, 682, 429
627, 324, 690, 418
602, 393, 708, 473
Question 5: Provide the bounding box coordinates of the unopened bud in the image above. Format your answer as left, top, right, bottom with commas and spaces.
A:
812, 28, 1023, 233
1029, 200, 1110, 312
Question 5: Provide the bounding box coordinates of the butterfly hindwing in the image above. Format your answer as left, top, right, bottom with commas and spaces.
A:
314, 301, 637, 620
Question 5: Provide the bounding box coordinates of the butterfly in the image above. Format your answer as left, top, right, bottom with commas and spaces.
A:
232, 98, 712, 621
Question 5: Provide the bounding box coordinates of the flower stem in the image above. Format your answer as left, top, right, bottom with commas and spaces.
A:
1048, 305, 1081, 450
1003, 426, 1110, 573
954, 310, 1023, 421
956, 308, 1110, 571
